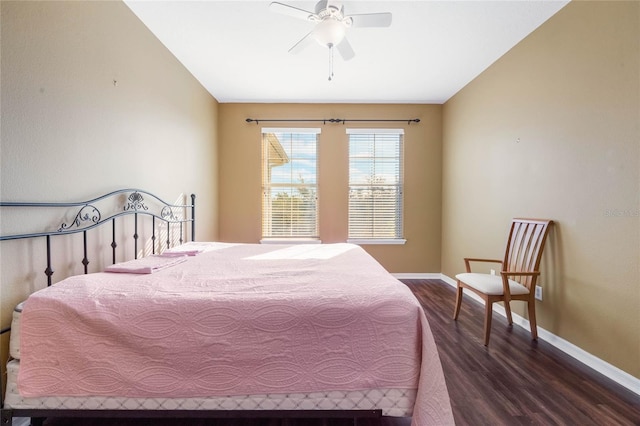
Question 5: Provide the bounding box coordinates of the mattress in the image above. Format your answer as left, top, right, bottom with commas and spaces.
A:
5, 360, 415, 414
9, 302, 23, 361
6, 243, 453, 425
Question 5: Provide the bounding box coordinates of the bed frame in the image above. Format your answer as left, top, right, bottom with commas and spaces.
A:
0, 189, 382, 426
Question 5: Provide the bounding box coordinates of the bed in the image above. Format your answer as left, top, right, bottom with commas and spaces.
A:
0, 189, 453, 426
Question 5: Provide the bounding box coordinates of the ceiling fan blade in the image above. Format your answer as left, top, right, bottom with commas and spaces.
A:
288, 31, 315, 55
336, 37, 355, 61
270, 2, 315, 21
325, 0, 342, 13
348, 12, 392, 28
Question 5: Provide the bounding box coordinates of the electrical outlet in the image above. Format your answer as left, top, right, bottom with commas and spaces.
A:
490, 269, 496, 276
535, 285, 543, 301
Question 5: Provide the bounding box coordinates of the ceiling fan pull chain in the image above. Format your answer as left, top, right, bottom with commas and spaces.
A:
328, 43, 334, 81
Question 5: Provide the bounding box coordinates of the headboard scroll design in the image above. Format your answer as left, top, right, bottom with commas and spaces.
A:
124, 191, 149, 212
161, 206, 178, 221
57, 204, 101, 232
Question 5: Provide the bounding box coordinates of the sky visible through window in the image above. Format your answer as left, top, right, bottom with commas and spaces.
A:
269, 132, 401, 187
270, 132, 317, 188
349, 135, 401, 186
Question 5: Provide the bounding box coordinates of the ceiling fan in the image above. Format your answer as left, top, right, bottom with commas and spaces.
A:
270, 0, 392, 80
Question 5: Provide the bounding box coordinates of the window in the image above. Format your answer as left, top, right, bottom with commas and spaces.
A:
347, 129, 405, 244
261, 128, 320, 241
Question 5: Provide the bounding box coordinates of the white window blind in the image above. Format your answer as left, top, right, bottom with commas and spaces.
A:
347, 129, 404, 241
262, 128, 320, 239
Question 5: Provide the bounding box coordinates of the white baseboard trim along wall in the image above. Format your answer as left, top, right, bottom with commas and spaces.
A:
392, 273, 640, 397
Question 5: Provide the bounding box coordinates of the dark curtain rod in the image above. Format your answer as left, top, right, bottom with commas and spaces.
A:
246, 118, 420, 125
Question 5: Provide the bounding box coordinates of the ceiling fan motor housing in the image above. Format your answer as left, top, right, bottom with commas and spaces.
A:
315, 0, 343, 18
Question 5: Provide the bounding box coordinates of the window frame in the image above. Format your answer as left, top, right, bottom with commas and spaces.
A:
260, 127, 321, 243
346, 128, 406, 245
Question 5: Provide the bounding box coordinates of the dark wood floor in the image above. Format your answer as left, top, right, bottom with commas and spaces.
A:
405, 279, 640, 426
32, 280, 640, 425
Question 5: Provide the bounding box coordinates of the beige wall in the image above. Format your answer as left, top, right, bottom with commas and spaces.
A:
442, 1, 639, 377
0, 0, 219, 385
218, 103, 442, 273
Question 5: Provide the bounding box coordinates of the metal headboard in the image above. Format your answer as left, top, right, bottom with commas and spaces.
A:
0, 188, 196, 285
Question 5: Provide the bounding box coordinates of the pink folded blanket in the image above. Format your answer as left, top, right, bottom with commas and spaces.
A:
161, 242, 238, 256
104, 254, 187, 274
160, 250, 201, 257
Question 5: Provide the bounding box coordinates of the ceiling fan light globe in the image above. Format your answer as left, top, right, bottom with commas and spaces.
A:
313, 18, 346, 47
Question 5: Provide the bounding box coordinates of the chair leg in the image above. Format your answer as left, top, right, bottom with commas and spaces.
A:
453, 283, 464, 320
483, 301, 493, 346
504, 300, 513, 325
528, 299, 538, 340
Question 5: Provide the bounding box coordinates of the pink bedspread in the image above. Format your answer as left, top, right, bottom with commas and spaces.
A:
18, 243, 453, 425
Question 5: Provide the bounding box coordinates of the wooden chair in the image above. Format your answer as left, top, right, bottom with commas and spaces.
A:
453, 218, 553, 345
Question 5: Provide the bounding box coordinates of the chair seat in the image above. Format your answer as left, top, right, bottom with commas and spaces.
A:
456, 272, 530, 296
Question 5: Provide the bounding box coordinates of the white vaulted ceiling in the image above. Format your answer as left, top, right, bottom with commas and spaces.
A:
124, 0, 569, 104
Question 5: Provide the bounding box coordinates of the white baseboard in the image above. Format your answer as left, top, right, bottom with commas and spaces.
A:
432, 273, 639, 397
392, 273, 443, 280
